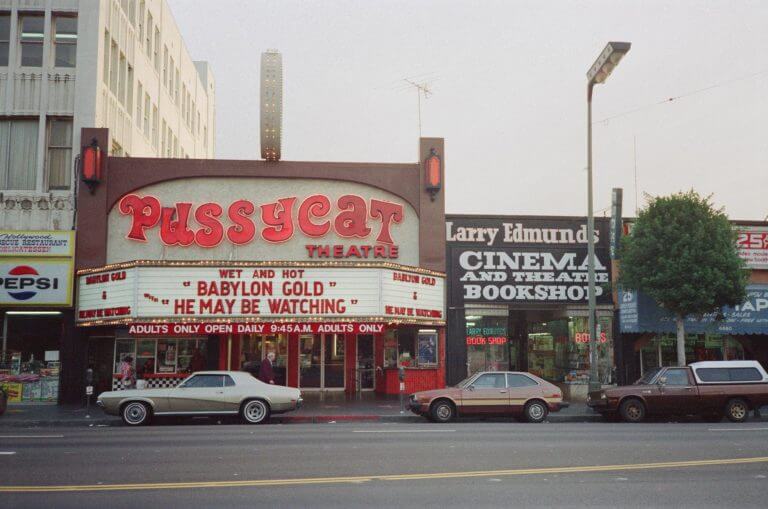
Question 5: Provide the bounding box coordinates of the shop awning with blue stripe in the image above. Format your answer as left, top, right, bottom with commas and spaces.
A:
619, 284, 768, 335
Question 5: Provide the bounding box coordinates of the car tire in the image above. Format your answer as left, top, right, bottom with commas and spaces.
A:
619, 398, 646, 423
121, 401, 151, 426
524, 400, 549, 423
241, 399, 271, 424
725, 399, 749, 423
430, 399, 455, 423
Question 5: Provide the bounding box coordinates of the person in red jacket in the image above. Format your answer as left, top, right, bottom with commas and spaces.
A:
259, 352, 276, 384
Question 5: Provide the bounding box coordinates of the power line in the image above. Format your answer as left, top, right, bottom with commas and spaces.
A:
594, 69, 768, 125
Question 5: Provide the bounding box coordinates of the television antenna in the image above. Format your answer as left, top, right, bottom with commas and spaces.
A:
403, 78, 432, 137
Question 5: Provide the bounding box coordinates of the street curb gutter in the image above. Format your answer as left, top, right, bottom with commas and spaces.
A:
0, 414, 607, 427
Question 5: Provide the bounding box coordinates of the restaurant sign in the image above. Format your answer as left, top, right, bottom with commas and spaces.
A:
76, 265, 445, 324
447, 216, 611, 305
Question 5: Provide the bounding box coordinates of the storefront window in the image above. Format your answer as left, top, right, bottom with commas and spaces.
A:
383, 329, 398, 368
465, 310, 509, 375
528, 315, 614, 385
113, 337, 207, 377
240, 334, 287, 385
638, 333, 745, 375
381, 327, 438, 368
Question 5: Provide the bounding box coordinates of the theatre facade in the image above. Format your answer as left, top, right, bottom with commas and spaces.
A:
66, 129, 447, 401
445, 215, 614, 401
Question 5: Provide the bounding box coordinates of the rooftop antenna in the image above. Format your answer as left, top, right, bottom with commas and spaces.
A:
403, 78, 432, 137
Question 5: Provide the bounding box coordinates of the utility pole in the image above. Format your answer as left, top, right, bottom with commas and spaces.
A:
403, 78, 432, 137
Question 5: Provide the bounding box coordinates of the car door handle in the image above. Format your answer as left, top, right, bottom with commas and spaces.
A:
499, 390, 507, 394
215, 391, 224, 394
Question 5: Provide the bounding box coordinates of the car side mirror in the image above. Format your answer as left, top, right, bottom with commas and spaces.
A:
468, 385, 475, 391
658, 376, 667, 386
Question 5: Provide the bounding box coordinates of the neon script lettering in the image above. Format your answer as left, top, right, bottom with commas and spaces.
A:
118, 194, 405, 248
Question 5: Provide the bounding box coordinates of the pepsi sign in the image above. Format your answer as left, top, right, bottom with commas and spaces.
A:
0, 260, 72, 306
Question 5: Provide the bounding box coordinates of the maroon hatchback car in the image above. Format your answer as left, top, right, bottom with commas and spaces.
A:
409, 371, 566, 423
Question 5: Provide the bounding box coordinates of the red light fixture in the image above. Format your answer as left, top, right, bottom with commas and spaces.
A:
424, 148, 441, 201
80, 138, 102, 193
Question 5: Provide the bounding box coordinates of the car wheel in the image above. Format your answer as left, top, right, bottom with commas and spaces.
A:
619, 398, 646, 423
121, 402, 151, 426
430, 400, 455, 423
524, 400, 549, 423
241, 399, 271, 424
725, 399, 749, 423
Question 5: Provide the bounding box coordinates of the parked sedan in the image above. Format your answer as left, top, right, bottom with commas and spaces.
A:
97, 371, 302, 426
409, 371, 566, 423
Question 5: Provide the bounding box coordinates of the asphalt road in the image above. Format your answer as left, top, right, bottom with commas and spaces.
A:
1, 421, 768, 508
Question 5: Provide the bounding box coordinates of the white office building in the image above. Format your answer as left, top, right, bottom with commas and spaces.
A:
0, 0, 216, 231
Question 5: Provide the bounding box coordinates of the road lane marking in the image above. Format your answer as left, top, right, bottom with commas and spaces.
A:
708, 428, 768, 432
0, 452, 16, 455
0, 435, 65, 439
1, 456, 767, 492
352, 429, 456, 433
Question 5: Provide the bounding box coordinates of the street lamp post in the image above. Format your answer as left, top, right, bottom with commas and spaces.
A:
586, 42, 631, 393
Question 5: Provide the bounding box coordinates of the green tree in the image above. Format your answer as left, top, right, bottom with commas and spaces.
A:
619, 191, 748, 366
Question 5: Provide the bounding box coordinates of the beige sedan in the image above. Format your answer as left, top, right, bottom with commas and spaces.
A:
97, 371, 302, 426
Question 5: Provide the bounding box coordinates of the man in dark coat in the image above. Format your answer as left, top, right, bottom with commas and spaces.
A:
259, 352, 276, 384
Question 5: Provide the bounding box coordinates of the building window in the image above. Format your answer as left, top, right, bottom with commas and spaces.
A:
102, 30, 109, 84
20, 15, 44, 67
143, 93, 150, 135
174, 68, 179, 103
109, 41, 118, 94
137, 1, 145, 42
151, 105, 158, 149
46, 118, 72, 190
53, 16, 77, 67
126, 65, 134, 115
153, 27, 159, 71
160, 119, 166, 155
0, 14, 10, 66
162, 46, 168, 86
136, 82, 143, 123
145, 13, 152, 58
118, 53, 127, 104
0, 119, 38, 190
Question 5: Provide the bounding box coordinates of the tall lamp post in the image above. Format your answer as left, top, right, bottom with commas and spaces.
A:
586, 41, 631, 393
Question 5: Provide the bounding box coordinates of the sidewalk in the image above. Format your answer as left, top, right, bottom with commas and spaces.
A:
2, 396, 764, 427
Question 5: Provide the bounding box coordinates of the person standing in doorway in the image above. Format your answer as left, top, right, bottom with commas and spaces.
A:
259, 352, 276, 384
120, 355, 136, 390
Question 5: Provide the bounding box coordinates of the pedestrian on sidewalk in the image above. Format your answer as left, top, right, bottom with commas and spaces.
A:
259, 352, 276, 385
120, 356, 136, 390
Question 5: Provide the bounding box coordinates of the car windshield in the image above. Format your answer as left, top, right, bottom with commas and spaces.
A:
635, 368, 662, 385
455, 375, 477, 388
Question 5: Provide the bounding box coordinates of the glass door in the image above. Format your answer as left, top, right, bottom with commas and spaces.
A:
299, 334, 345, 390
357, 335, 375, 390
323, 334, 345, 389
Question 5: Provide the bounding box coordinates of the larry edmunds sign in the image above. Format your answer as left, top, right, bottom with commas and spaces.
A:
446, 216, 612, 306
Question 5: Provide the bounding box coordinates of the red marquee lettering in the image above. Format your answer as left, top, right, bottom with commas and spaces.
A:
334, 195, 371, 238
119, 194, 161, 241
160, 203, 195, 246
370, 199, 403, 245
298, 194, 331, 237
194, 202, 224, 247
261, 197, 296, 243
226, 200, 256, 245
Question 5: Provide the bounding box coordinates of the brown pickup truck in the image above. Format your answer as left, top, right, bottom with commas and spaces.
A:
588, 361, 768, 423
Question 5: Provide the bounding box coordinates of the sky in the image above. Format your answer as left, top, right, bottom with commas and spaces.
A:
168, 0, 767, 221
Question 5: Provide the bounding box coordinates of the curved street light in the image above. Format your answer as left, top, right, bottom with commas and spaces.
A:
586, 42, 631, 393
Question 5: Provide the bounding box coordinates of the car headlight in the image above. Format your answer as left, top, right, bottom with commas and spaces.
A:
600, 393, 607, 399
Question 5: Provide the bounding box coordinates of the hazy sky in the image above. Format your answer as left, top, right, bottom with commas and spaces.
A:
169, 0, 767, 220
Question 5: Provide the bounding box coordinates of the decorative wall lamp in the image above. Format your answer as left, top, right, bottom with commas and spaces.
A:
79, 138, 103, 193
424, 148, 442, 201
